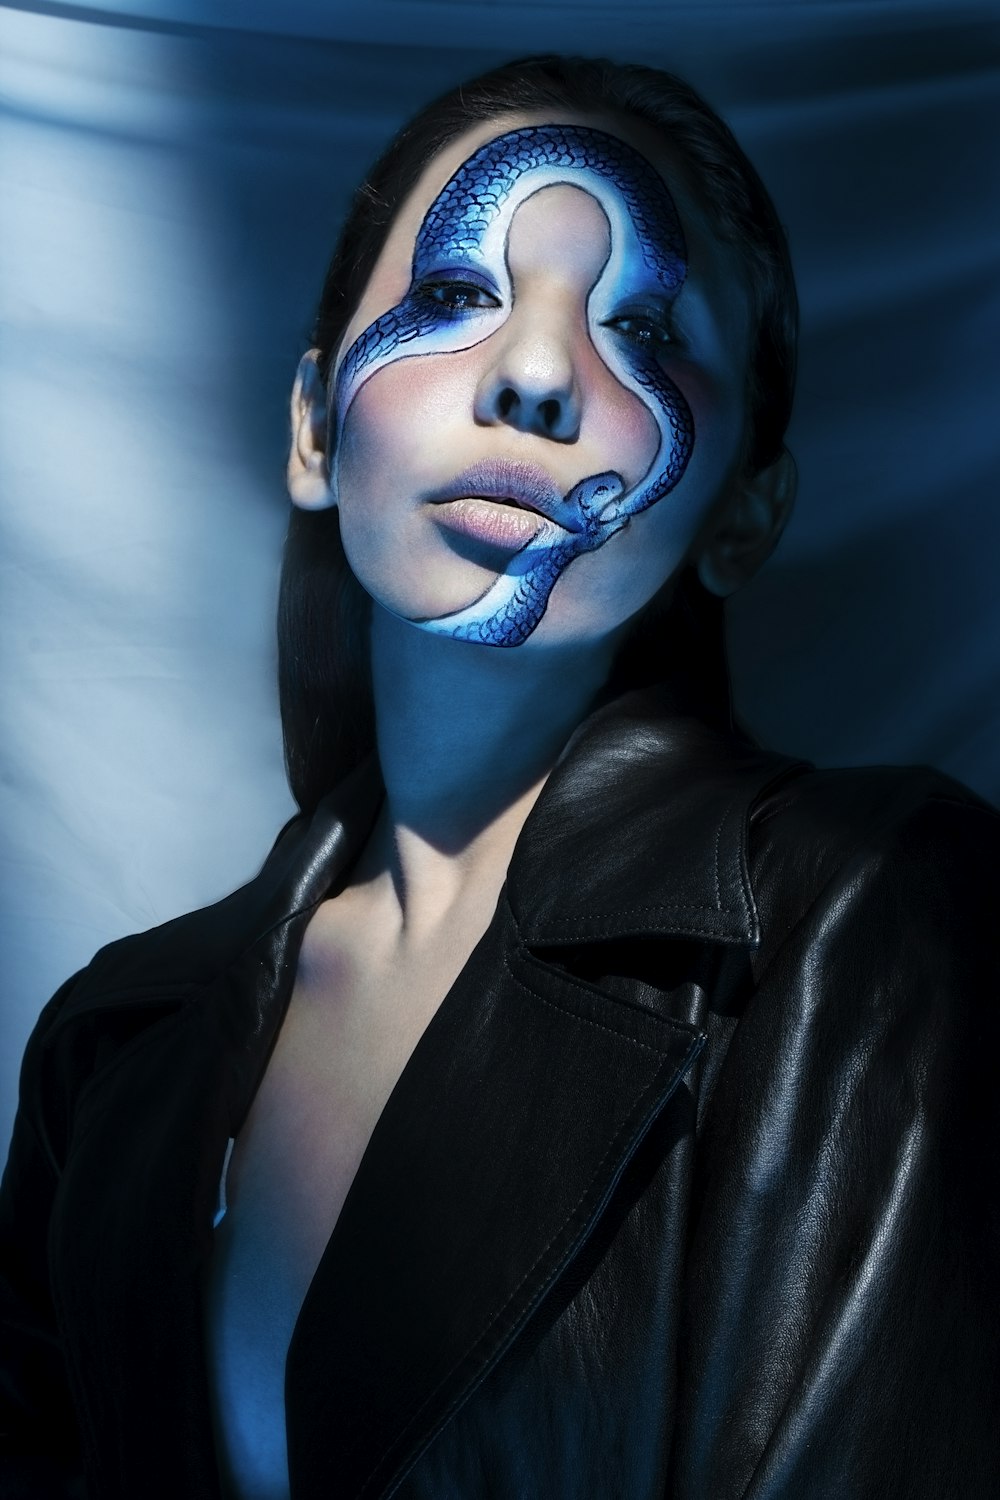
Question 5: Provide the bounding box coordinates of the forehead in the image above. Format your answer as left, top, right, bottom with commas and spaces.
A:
339, 109, 751, 369
413, 119, 685, 286
391, 112, 678, 261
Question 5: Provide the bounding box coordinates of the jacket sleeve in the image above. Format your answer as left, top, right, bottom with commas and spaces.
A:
672, 788, 1000, 1500
0, 976, 89, 1499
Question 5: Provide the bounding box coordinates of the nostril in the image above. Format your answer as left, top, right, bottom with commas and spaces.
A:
498, 388, 518, 419
540, 398, 561, 433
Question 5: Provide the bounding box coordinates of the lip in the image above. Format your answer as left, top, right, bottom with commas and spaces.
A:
431, 496, 545, 554
424, 458, 583, 534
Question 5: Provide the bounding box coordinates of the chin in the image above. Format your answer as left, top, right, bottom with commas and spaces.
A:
362, 564, 507, 628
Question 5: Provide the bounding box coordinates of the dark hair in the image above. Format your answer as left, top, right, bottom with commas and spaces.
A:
279, 54, 798, 812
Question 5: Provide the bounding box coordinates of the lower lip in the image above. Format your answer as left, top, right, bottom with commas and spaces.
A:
430, 496, 545, 551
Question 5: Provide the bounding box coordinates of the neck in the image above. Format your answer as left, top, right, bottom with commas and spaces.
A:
361, 604, 621, 927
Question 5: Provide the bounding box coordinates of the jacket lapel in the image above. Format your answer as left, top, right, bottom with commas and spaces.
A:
285, 896, 704, 1500
44, 759, 384, 1498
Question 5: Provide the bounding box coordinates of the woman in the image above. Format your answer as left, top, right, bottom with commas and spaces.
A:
1, 53, 997, 1500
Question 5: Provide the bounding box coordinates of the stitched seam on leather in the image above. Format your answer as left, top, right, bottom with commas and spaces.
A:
530, 921, 754, 946
738, 761, 815, 928
529, 917, 753, 944
359, 1103, 664, 1495
514, 939, 707, 1035
522, 788, 759, 935
733, 794, 756, 925
532, 902, 740, 920
357, 955, 697, 1494
713, 801, 725, 910
505, 949, 689, 1054
719, 789, 761, 924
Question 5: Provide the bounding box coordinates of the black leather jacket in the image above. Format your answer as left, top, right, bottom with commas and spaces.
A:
2, 688, 998, 1499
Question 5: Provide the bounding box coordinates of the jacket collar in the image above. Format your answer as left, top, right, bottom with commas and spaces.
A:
54, 686, 803, 1032
507, 684, 804, 948
288, 687, 803, 951
49, 755, 384, 1032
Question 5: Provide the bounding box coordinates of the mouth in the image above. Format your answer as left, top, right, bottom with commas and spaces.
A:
425, 458, 584, 534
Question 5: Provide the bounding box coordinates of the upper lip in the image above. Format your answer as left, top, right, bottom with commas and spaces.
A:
425, 458, 582, 533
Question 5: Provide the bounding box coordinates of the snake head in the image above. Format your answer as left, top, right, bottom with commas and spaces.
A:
569, 471, 626, 538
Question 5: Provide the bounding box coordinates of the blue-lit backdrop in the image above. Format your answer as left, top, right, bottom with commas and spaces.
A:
2, 0, 998, 1147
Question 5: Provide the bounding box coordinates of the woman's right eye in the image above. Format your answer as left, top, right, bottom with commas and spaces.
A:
415, 279, 500, 312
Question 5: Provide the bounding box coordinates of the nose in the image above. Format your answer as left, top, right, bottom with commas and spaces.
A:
473, 312, 582, 442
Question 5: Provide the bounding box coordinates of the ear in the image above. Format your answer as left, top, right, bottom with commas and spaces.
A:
695, 448, 797, 598
287, 349, 337, 511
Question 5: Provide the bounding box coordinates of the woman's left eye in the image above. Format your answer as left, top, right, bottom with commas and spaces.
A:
416, 280, 500, 312
604, 312, 673, 354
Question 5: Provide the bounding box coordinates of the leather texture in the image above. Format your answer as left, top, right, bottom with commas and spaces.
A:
2, 685, 998, 1499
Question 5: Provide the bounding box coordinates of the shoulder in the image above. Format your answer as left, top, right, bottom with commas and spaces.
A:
702, 760, 1000, 1212
683, 766, 1000, 1493
46, 750, 386, 1014
750, 757, 996, 858
11, 810, 315, 1164
18, 805, 321, 1099
56, 808, 313, 1009
746, 761, 999, 964
19, 758, 382, 1116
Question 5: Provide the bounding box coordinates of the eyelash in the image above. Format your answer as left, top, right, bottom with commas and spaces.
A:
603, 311, 674, 354
414, 279, 501, 313
413, 280, 675, 354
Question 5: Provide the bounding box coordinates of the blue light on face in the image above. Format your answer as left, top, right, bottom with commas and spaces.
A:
335, 124, 695, 647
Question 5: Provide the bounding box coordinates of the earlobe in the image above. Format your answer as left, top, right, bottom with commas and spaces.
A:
287, 349, 338, 511
696, 447, 797, 598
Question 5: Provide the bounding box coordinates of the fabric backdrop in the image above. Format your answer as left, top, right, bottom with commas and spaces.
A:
2, 0, 998, 1147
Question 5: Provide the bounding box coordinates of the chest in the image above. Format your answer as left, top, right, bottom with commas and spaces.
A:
200, 903, 487, 1497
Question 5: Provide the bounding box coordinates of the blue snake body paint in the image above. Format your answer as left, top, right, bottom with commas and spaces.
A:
335, 125, 695, 646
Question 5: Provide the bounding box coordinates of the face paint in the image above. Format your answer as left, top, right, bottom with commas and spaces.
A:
334, 124, 694, 647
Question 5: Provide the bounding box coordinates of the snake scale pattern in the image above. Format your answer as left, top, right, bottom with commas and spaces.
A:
335, 125, 695, 646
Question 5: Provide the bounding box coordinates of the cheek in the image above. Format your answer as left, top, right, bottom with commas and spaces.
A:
680, 361, 737, 438
539, 374, 744, 637
333, 353, 503, 619
670, 361, 745, 518
580, 351, 662, 487
547, 512, 687, 633
336, 356, 465, 504
606, 385, 661, 478
333, 361, 443, 606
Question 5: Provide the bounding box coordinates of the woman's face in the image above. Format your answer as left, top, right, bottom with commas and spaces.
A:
317, 110, 754, 650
